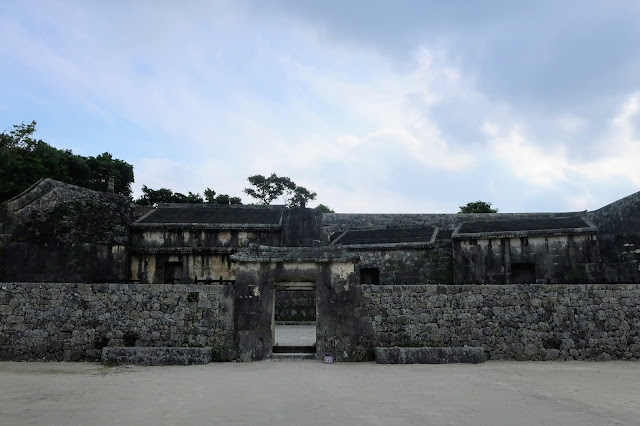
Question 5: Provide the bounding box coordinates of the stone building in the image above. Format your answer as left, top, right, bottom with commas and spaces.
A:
1, 179, 640, 363
130, 204, 285, 284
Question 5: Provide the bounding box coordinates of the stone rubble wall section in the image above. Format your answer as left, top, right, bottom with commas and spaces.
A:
274, 290, 316, 322
0, 283, 234, 361
374, 346, 485, 364
357, 284, 640, 361
2, 282, 640, 362
356, 245, 453, 285
101, 346, 213, 366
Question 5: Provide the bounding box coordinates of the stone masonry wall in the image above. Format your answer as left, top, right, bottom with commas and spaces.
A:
355, 284, 640, 361
275, 290, 316, 322
453, 234, 601, 284
4, 243, 129, 283
354, 243, 453, 285
0, 283, 235, 361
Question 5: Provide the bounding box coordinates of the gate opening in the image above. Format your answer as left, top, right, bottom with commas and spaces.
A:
272, 281, 316, 356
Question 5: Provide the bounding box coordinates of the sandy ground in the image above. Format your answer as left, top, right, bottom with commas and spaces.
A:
0, 361, 638, 425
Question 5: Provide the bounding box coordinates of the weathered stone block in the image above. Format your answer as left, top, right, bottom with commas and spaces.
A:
375, 346, 485, 364
101, 347, 212, 366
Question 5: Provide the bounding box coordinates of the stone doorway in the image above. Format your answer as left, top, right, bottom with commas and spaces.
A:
231, 246, 359, 361
272, 281, 316, 357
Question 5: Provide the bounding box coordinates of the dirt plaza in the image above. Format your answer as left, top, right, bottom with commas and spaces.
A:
0, 361, 638, 425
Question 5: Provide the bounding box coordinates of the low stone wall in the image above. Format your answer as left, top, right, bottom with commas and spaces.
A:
3, 282, 640, 363
375, 346, 485, 364
0, 283, 234, 361
356, 284, 640, 361
101, 347, 213, 366
275, 290, 316, 322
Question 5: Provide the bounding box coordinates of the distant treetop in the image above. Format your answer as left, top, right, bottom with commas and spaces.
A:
244, 173, 317, 208
458, 201, 498, 214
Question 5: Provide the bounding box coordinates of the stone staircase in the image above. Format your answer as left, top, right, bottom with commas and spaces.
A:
270, 344, 317, 361
270, 353, 317, 361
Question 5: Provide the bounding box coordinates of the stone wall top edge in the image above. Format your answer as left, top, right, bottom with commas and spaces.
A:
0, 282, 230, 292
360, 283, 640, 290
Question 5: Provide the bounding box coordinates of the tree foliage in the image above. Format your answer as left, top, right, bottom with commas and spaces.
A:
244, 173, 317, 208
243, 173, 295, 205
458, 200, 498, 213
315, 204, 335, 213
0, 121, 134, 202
135, 186, 241, 206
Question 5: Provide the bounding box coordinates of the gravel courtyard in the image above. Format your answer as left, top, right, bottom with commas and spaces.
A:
0, 361, 638, 425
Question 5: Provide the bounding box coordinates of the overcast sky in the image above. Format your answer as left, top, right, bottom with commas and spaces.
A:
1, 1, 639, 213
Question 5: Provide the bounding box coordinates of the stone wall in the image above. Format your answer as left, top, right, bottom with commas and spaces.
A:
4, 243, 129, 283
275, 290, 316, 321
129, 228, 281, 284
130, 252, 236, 284
355, 284, 640, 361
453, 234, 602, 284
3, 281, 639, 363
1, 178, 133, 283
598, 234, 640, 283
130, 228, 281, 249
323, 212, 583, 234
0, 283, 235, 361
354, 243, 453, 285
280, 207, 323, 247
588, 190, 640, 234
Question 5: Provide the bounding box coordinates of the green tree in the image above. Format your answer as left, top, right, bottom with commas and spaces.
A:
315, 204, 334, 213
287, 185, 317, 208
458, 201, 498, 213
204, 188, 217, 203
135, 186, 177, 206
213, 194, 242, 205
173, 192, 204, 203
243, 173, 295, 205
244, 173, 317, 208
135, 186, 242, 206
0, 121, 134, 202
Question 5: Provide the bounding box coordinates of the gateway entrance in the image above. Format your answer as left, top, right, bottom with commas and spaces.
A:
273, 281, 316, 357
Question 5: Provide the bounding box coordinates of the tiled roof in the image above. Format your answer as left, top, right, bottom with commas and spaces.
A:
458, 216, 590, 234
137, 205, 284, 225
335, 227, 435, 245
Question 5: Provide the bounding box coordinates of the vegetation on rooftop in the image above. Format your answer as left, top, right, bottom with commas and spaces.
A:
458, 200, 498, 214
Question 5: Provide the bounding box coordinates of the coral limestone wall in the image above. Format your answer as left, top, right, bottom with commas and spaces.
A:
0, 283, 234, 361
355, 284, 640, 361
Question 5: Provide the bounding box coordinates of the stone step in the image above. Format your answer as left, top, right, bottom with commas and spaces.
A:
101, 347, 213, 366
273, 345, 316, 354
270, 353, 317, 361
375, 346, 485, 364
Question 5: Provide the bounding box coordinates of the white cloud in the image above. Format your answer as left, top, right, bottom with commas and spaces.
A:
483, 121, 569, 187
571, 92, 640, 187
3, 1, 640, 213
